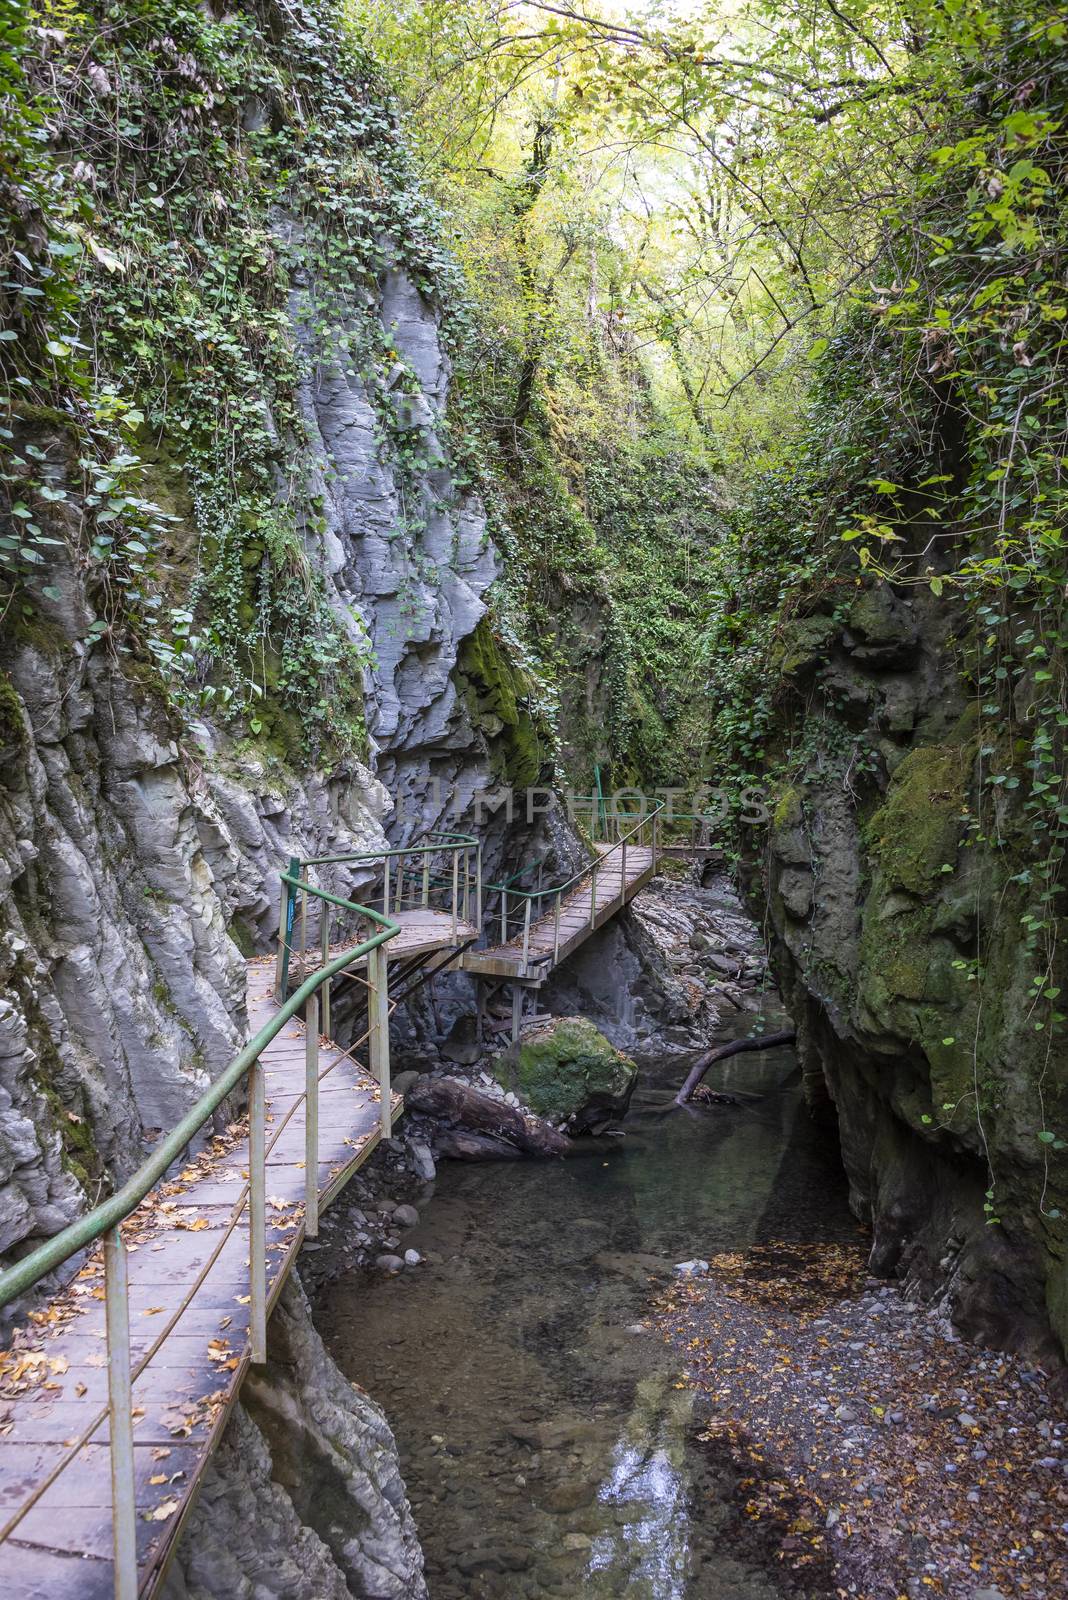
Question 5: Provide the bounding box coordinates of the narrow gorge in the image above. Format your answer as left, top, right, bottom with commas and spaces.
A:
0, 1, 1064, 1597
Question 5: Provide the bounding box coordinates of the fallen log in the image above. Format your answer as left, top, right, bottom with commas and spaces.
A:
675, 1030, 796, 1106
404, 1075, 570, 1158
435, 1129, 522, 1162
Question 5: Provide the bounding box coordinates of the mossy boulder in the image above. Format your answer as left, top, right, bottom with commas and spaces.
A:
493, 1016, 637, 1132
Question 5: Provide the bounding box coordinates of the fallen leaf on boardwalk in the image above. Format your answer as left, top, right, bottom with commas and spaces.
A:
151, 1447, 171, 1460
149, 1473, 168, 1485
86, 1353, 105, 1367
144, 1497, 180, 1522
74, 1382, 86, 1397
144, 1306, 165, 1315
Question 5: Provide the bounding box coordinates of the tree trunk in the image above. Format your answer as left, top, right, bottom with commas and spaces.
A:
675, 1030, 796, 1106
404, 1075, 570, 1157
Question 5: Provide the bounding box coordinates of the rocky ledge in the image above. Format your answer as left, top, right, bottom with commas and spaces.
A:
165, 1273, 426, 1600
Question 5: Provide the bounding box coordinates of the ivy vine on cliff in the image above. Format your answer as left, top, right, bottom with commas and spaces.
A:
0, 0, 480, 756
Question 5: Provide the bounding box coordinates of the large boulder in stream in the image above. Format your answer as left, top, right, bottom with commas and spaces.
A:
494, 1016, 638, 1133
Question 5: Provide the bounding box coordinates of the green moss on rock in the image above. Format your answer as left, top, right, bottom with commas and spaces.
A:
0, 672, 27, 761
493, 1015, 637, 1127
458, 617, 546, 788
864, 743, 968, 897
771, 615, 836, 679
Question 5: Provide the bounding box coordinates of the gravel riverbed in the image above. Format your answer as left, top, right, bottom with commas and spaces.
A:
656, 1243, 1068, 1600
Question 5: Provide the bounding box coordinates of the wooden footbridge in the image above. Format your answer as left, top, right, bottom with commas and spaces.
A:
0, 801, 715, 1596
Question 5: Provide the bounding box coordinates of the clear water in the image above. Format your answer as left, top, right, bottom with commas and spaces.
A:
317, 1039, 862, 1598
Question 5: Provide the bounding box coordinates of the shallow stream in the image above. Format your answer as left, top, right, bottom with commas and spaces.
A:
318, 1039, 861, 1598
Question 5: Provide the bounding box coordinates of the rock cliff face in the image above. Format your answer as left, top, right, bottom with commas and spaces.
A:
295, 260, 518, 842
162, 1275, 426, 1600
756, 578, 1067, 1366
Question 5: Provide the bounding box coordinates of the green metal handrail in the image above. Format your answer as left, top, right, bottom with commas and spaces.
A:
303, 829, 478, 868
485, 799, 666, 904
0, 904, 396, 1311
0, 867, 403, 1600
282, 831, 482, 1000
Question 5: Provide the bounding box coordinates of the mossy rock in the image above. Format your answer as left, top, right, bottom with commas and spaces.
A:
493, 1016, 637, 1131
771, 615, 836, 679
0, 672, 27, 762
843, 584, 917, 664
458, 617, 546, 788
864, 743, 969, 898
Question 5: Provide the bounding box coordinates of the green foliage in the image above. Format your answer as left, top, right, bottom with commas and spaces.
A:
697, 4, 1068, 1205
0, 0, 484, 754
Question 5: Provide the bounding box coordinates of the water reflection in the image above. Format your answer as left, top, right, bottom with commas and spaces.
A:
587, 1375, 694, 1597
316, 1040, 857, 1598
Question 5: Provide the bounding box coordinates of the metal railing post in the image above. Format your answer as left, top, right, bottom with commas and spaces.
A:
590, 862, 598, 928
369, 945, 392, 1139
274, 879, 289, 1001
249, 1058, 267, 1363
320, 906, 331, 1039
521, 896, 531, 969
104, 1225, 138, 1600
553, 891, 561, 961
501, 888, 508, 945
422, 852, 430, 908
451, 850, 459, 939
305, 994, 319, 1238
279, 857, 300, 999
622, 834, 627, 892
652, 807, 660, 859
476, 847, 483, 928
383, 857, 391, 918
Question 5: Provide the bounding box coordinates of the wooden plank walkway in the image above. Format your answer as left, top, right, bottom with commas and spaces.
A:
0, 908, 470, 1599
462, 843, 656, 983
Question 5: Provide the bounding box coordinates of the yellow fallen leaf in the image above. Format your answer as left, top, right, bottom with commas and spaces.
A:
144, 1497, 180, 1522
149, 1473, 168, 1486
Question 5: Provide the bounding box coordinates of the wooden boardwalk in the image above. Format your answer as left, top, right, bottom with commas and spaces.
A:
462, 843, 656, 983
0, 908, 471, 1599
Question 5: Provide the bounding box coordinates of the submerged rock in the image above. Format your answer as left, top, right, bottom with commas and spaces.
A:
674, 1259, 710, 1279
492, 1015, 637, 1132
